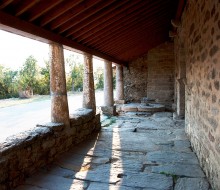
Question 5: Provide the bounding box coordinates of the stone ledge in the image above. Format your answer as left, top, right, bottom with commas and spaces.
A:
37, 122, 64, 132
0, 111, 101, 189
121, 103, 165, 113
70, 108, 94, 126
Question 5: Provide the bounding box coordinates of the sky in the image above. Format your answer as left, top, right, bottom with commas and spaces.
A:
0, 29, 104, 70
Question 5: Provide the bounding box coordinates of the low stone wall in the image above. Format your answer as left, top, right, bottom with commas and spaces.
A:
0, 108, 101, 190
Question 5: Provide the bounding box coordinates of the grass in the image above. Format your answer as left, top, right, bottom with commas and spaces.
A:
0, 95, 50, 108
160, 171, 179, 183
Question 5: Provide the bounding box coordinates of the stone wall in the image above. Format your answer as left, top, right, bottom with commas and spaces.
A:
147, 42, 175, 108
123, 42, 175, 107
0, 108, 101, 190
123, 54, 148, 102
176, 0, 220, 189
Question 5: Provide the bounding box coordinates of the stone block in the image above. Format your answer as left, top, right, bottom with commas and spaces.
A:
138, 104, 165, 112
101, 106, 116, 116
115, 99, 126, 104
118, 172, 173, 189
121, 104, 138, 112
149, 163, 205, 177
70, 108, 94, 126
174, 178, 209, 190
36, 122, 64, 132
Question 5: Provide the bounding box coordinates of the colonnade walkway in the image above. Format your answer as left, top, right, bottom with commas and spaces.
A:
15, 112, 210, 190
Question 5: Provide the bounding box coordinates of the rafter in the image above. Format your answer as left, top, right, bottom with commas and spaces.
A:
0, 11, 127, 66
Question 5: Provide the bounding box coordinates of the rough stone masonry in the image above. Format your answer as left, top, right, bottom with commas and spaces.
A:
175, 0, 220, 189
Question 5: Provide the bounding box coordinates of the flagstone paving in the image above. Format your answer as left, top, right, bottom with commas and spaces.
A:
15, 112, 211, 190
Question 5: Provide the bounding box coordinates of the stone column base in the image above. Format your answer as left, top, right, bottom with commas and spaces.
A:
101, 106, 117, 116
173, 112, 184, 120
115, 99, 126, 104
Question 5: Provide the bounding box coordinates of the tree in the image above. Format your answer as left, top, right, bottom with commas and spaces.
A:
0, 65, 18, 99
94, 67, 104, 89
37, 60, 50, 95
18, 55, 39, 96
65, 54, 84, 92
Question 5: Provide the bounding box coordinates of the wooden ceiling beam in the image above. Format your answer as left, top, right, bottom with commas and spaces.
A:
80, 2, 169, 45
57, 0, 116, 34
75, 0, 158, 41
95, 22, 168, 54
0, 11, 127, 66
49, 0, 103, 30
15, 0, 40, 16
28, 0, 64, 22
117, 34, 166, 61
64, 0, 133, 37
0, 0, 13, 9
102, 26, 167, 55
66, 0, 143, 38
175, 0, 186, 20
40, 0, 84, 27
85, 9, 169, 48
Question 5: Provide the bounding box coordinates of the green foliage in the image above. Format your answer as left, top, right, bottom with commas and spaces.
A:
0, 55, 51, 99
65, 54, 84, 92
37, 61, 50, 95
113, 67, 116, 89
94, 67, 104, 89
0, 65, 18, 99
18, 55, 39, 93
159, 172, 179, 183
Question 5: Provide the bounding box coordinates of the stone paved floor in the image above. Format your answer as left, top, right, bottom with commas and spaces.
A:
15, 112, 211, 190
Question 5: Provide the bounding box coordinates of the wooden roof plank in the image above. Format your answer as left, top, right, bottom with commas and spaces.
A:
94, 21, 168, 54
15, 0, 40, 16
0, 0, 14, 9
0, 11, 127, 66
102, 25, 168, 55
57, 0, 117, 33
65, 0, 142, 38
49, 0, 103, 30
28, 0, 64, 22
80, 1, 169, 45
40, 0, 84, 26
84, 7, 169, 48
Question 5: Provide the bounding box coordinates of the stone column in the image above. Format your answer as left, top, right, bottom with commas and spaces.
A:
174, 39, 186, 120
115, 64, 125, 104
82, 53, 96, 113
101, 60, 116, 115
49, 42, 70, 127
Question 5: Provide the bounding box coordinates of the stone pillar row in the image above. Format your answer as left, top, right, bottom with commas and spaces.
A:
50, 42, 125, 125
